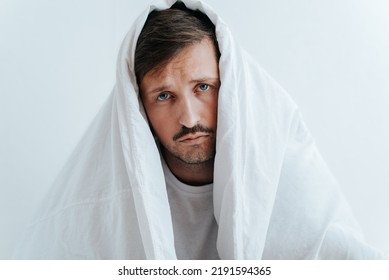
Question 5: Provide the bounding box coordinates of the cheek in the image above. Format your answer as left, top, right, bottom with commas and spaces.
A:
146, 107, 176, 140
143, 104, 159, 131
207, 95, 218, 127
147, 109, 163, 131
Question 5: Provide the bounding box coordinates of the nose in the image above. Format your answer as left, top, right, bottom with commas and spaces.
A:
177, 95, 201, 128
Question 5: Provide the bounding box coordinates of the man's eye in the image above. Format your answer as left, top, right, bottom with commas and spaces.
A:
157, 92, 170, 101
198, 84, 209, 92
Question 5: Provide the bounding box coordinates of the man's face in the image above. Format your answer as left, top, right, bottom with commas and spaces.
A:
140, 38, 220, 164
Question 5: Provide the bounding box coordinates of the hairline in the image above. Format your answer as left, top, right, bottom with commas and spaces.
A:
139, 36, 219, 86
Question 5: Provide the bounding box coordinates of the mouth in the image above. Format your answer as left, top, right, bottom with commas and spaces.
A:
178, 133, 210, 144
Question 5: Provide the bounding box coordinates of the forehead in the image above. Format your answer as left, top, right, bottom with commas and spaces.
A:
140, 38, 219, 92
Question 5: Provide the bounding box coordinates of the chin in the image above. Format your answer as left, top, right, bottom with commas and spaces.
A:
176, 153, 215, 165
163, 145, 216, 165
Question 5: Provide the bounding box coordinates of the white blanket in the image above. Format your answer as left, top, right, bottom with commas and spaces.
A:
13, 0, 383, 259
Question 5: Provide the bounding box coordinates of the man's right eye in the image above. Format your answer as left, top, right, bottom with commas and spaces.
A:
157, 92, 171, 101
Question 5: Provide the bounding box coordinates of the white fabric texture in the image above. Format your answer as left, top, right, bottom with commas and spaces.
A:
162, 157, 219, 260
14, 0, 383, 259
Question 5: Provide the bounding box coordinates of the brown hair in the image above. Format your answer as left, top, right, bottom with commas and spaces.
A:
134, 1, 220, 85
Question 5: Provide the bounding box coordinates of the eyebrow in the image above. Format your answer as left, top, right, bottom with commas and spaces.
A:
144, 77, 220, 96
191, 77, 220, 84
146, 85, 170, 95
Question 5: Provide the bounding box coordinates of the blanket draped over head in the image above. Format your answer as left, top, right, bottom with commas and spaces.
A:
14, 0, 382, 259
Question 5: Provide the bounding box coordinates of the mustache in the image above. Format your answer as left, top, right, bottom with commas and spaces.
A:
173, 124, 215, 141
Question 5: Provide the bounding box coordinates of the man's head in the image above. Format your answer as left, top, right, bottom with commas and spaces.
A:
135, 2, 221, 167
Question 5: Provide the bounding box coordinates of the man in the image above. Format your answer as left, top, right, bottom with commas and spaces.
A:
136, 4, 220, 186
135, 3, 220, 259
14, 0, 383, 259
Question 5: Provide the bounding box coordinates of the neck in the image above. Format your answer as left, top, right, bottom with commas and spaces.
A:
162, 149, 214, 186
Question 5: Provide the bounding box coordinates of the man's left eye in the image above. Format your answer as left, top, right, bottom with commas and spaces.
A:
198, 84, 209, 91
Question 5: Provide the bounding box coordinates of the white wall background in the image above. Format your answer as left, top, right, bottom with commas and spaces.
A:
0, 0, 388, 259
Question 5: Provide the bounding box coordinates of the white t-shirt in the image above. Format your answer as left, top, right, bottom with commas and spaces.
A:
161, 159, 220, 260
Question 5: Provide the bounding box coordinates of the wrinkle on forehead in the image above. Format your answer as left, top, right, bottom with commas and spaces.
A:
140, 38, 220, 95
